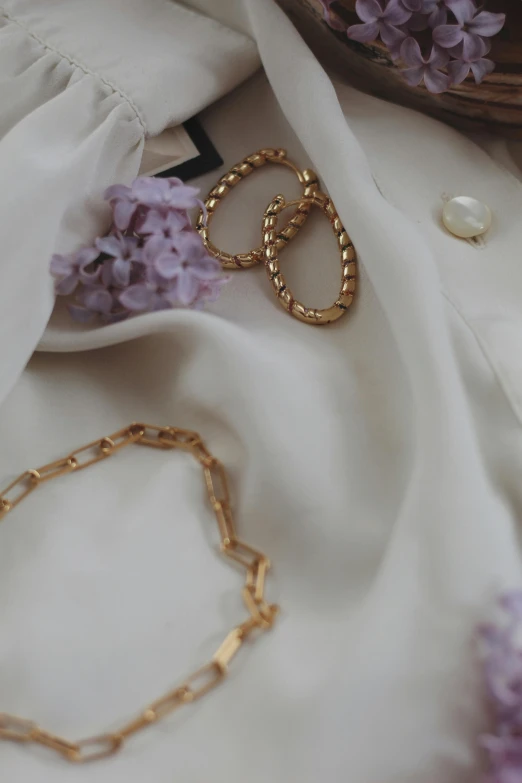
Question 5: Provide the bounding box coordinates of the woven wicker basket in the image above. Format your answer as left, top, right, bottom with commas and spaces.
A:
277, 0, 522, 137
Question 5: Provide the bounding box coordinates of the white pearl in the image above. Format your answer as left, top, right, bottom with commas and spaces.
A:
442, 196, 492, 239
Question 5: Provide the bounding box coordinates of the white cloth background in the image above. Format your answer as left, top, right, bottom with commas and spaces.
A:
1, 1, 522, 781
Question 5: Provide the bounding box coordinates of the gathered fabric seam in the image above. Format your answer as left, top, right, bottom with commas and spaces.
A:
0, 6, 147, 135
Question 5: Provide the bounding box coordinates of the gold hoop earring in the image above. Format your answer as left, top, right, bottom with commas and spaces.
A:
262, 192, 357, 325
196, 149, 319, 269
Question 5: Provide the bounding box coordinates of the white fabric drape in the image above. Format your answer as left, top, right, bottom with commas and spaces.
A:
0, 0, 259, 404
1, 1, 522, 782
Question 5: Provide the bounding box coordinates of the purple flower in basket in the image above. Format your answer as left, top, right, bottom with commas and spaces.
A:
50, 247, 100, 295
447, 39, 494, 84
347, 0, 411, 49
433, 0, 505, 60
412, 0, 451, 28
400, 38, 450, 92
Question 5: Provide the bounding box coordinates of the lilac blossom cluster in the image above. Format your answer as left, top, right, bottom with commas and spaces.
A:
320, 0, 505, 93
478, 592, 522, 782
50, 177, 227, 324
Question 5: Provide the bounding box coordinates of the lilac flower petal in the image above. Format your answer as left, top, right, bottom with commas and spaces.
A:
136, 209, 165, 235
400, 36, 423, 66
151, 294, 171, 312
347, 21, 380, 41
428, 44, 450, 68
355, 0, 382, 23
189, 259, 222, 280
177, 273, 200, 306
401, 66, 425, 86
95, 235, 124, 257
112, 257, 131, 287
170, 230, 209, 262
50, 254, 73, 277
428, 7, 447, 27
470, 58, 494, 82
155, 253, 182, 280
445, 0, 474, 24
67, 304, 96, 323
380, 21, 408, 47
132, 177, 200, 211
113, 199, 138, 231
104, 184, 132, 202
433, 23, 464, 48
132, 177, 170, 202
143, 235, 176, 262
469, 10, 505, 37
76, 247, 99, 268
382, 0, 412, 25
83, 288, 113, 314
461, 30, 488, 61
55, 274, 79, 296
119, 284, 155, 311
138, 208, 188, 236
78, 265, 101, 285
401, 0, 422, 12
447, 58, 471, 83
164, 183, 201, 207
424, 68, 450, 92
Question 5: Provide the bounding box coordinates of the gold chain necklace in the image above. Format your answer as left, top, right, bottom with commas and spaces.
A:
0, 423, 278, 763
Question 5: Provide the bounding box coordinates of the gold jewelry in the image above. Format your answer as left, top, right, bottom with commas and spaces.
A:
263, 192, 357, 325
197, 148, 319, 269
0, 423, 278, 763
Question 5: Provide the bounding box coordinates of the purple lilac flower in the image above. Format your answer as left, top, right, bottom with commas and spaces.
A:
343, 0, 504, 93
95, 234, 142, 288
447, 40, 494, 84
124, 231, 224, 309
318, 0, 347, 30
140, 209, 190, 257
50, 247, 100, 295
68, 286, 115, 323
52, 174, 228, 324
402, 0, 423, 15
400, 37, 450, 92
433, 0, 505, 60
130, 177, 201, 213
347, 0, 411, 49
104, 176, 201, 232
103, 184, 139, 232
478, 591, 522, 782
410, 0, 451, 29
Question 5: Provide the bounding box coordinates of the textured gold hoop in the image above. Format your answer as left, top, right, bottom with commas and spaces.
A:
263, 192, 357, 325
196, 148, 319, 269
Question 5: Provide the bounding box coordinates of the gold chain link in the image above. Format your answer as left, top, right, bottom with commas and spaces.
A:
0, 423, 279, 763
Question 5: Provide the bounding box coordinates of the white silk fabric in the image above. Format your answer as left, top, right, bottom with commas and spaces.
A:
1, 1, 522, 782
